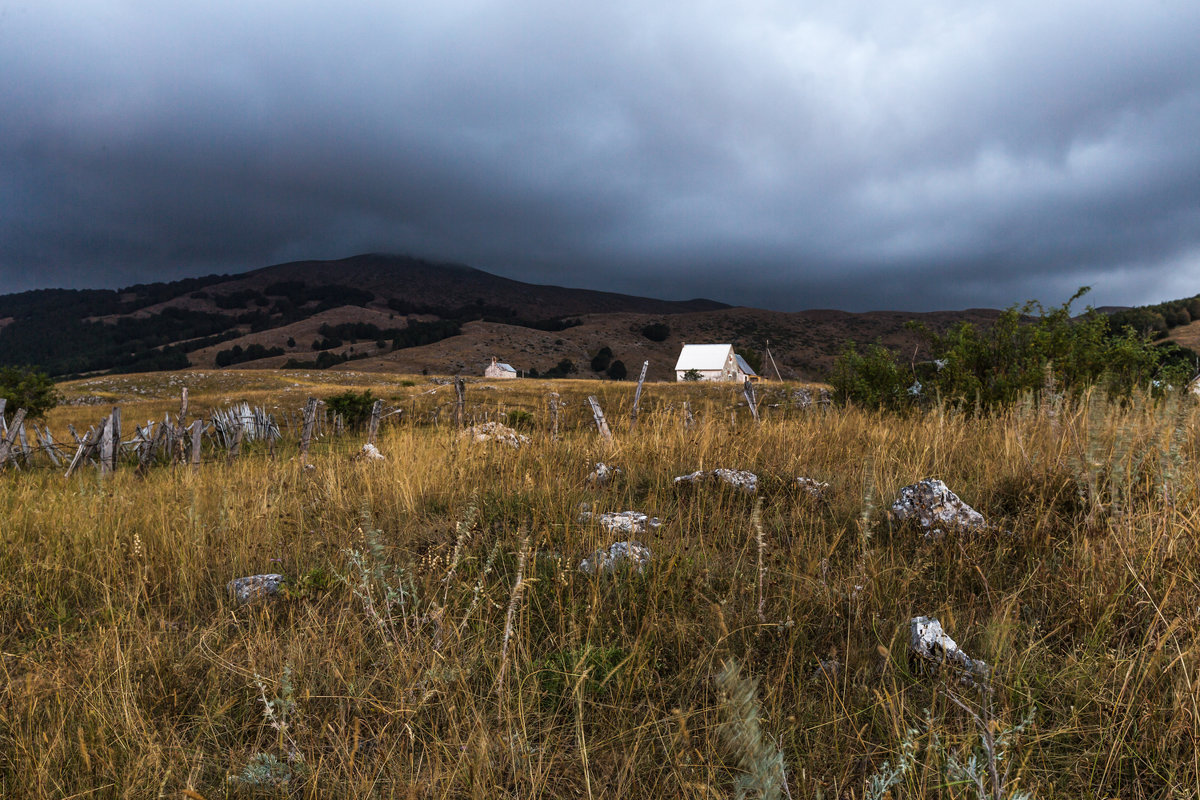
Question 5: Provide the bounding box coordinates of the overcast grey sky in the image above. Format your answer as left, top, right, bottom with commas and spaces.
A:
2, 0, 1198, 311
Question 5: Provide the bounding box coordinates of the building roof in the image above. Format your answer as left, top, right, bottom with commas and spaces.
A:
494, 362, 516, 373
674, 343, 734, 371
734, 354, 757, 377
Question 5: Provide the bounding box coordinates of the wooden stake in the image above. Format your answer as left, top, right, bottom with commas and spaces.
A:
110, 406, 122, 465
0, 398, 7, 437
587, 396, 612, 440
190, 419, 203, 470
683, 401, 695, 430
99, 413, 114, 475
299, 397, 318, 463
227, 424, 244, 464
65, 425, 96, 478
366, 399, 383, 445
0, 408, 27, 469
630, 360, 649, 430
548, 392, 560, 439
743, 379, 760, 423
454, 378, 466, 428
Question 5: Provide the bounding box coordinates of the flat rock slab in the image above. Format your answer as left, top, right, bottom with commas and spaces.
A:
674, 468, 758, 494
890, 478, 985, 537
579, 541, 653, 575
462, 422, 530, 449
228, 574, 285, 605
578, 510, 661, 535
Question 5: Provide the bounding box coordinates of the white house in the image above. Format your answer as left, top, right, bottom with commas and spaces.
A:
674, 344, 758, 382
483, 357, 518, 379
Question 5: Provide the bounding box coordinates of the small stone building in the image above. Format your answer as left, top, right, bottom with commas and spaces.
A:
483, 357, 518, 379
674, 343, 758, 382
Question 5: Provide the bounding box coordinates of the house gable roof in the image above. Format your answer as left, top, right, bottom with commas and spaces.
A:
674, 343, 734, 371
734, 354, 757, 376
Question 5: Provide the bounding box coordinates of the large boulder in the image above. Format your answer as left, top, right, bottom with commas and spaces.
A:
890, 479, 985, 537
579, 541, 653, 575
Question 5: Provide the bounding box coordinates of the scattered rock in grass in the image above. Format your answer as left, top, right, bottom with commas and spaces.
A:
673, 468, 758, 494
792, 388, 813, 409
890, 478, 985, 537
227, 574, 285, 605
796, 477, 831, 498
587, 462, 622, 485
463, 421, 530, 449
579, 541, 653, 575
811, 657, 841, 681
909, 616, 990, 686
578, 509, 661, 535
356, 443, 385, 460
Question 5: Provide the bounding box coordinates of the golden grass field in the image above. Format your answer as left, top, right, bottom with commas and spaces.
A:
3, 370, 1199, 798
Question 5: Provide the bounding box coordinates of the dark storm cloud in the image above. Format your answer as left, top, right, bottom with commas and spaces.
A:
1, 0, 1198, 310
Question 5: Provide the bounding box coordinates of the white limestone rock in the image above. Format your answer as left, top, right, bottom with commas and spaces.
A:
909, 616, 989, 686
578, 510, 661, 535
463, 421, 530, 449
357, 443, 385, 460
673, 468, 758, 494
587, 462, 622, 485
796, 477, 831, 498
579, 541, 653, 575
890, 479, 986, 537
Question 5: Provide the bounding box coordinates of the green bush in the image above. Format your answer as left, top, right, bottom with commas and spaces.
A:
830, 288, 1192, 411
325, 390, 377, 429
0, 366, 60, 420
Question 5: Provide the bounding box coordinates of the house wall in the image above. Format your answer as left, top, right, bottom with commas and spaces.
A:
483, 366, 517, 379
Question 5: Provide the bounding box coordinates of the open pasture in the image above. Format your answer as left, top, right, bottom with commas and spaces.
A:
3, 370, 1200, 798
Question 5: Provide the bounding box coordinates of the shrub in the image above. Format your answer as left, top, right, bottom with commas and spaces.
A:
326, 390, 377, 429
0, 366, 60, 419
606, 359, 627, 380
641, 322, 670, 342
591, 347, 613, 372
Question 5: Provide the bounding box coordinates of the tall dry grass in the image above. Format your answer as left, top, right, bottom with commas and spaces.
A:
2, 373, 1199, 798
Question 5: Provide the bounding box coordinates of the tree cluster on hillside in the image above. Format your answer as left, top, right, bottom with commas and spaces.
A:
831, 289, 1196, 410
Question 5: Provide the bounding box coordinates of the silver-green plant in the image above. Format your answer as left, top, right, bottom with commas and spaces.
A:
229, 664, 307, 790
341, 511, 417, 646
715, 657, 791, 800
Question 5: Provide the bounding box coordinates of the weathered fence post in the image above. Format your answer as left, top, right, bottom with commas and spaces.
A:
630, 360, 649, 430
16, 423, 30, 464
0, 397, 7, 438
548, 392, 560, 439
179, 387, 189, 424
227, 424, 244, 464
36, 426, 61, 468
299, 397, 318, 463
366, 399, 383, 445
65, 424, 95, 478
743, 379, 760, 423
587, 396, 613, 440
99, 414, 114, 475
190, 419, 203, 471
454, 378, 466, 428
110, 406, 122, 466
0, 408, 27, 469
683, 401, 695, 430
